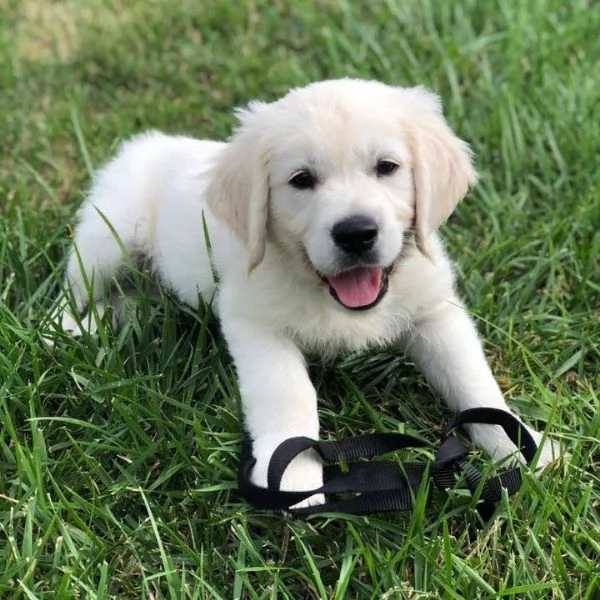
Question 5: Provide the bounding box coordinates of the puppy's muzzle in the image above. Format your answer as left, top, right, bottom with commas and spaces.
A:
321, 214, 390, 311
331, 214, 378, 255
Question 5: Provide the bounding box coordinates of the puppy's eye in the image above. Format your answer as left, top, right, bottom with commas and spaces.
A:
376, 160, 400, 177
289, 170, 317, 190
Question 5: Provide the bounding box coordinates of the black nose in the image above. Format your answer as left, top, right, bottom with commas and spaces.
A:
331, 215, 378, 254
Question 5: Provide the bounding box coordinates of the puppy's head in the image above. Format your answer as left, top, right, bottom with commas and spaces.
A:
206, 79, 477, 310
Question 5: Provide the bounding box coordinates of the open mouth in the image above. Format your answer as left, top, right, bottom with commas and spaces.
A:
322, 265, 391, 311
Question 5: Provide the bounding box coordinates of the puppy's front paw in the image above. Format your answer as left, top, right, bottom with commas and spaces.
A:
251, 435, 325, 509
468, 423, 562, 470
526, 429, 563, 469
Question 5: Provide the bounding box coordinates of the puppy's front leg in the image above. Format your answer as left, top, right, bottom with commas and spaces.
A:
406, 298, 557, 467
222, 315, 324, 506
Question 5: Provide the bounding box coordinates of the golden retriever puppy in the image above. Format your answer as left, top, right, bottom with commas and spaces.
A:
53, 79, 557, 507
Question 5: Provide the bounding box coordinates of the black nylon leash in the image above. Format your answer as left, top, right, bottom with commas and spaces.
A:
238, 408, 539, 521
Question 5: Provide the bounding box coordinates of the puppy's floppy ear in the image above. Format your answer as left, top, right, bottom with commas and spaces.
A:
405, 87, 478, 258
206, 102, 270, 272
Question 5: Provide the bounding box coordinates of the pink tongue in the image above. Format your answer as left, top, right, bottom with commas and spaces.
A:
326, 267, 383, 308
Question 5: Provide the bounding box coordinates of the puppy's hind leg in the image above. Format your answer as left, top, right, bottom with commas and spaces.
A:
48, 134, 164, 341
54, 205, 137, 338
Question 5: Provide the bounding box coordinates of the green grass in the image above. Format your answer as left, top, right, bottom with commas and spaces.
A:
1, 0, 599, 597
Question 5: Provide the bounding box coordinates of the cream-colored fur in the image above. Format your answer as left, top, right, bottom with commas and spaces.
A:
52, 79, 558, 507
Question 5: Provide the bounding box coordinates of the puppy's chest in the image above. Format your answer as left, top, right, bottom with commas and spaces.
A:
285, 303, 412, 356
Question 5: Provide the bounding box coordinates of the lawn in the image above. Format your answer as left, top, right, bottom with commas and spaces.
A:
0, 0, 599, 598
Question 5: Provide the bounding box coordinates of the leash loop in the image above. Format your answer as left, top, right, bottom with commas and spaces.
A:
237, 408, 539, 522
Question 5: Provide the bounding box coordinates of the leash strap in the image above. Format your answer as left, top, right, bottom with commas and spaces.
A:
237, 408, 539, 520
